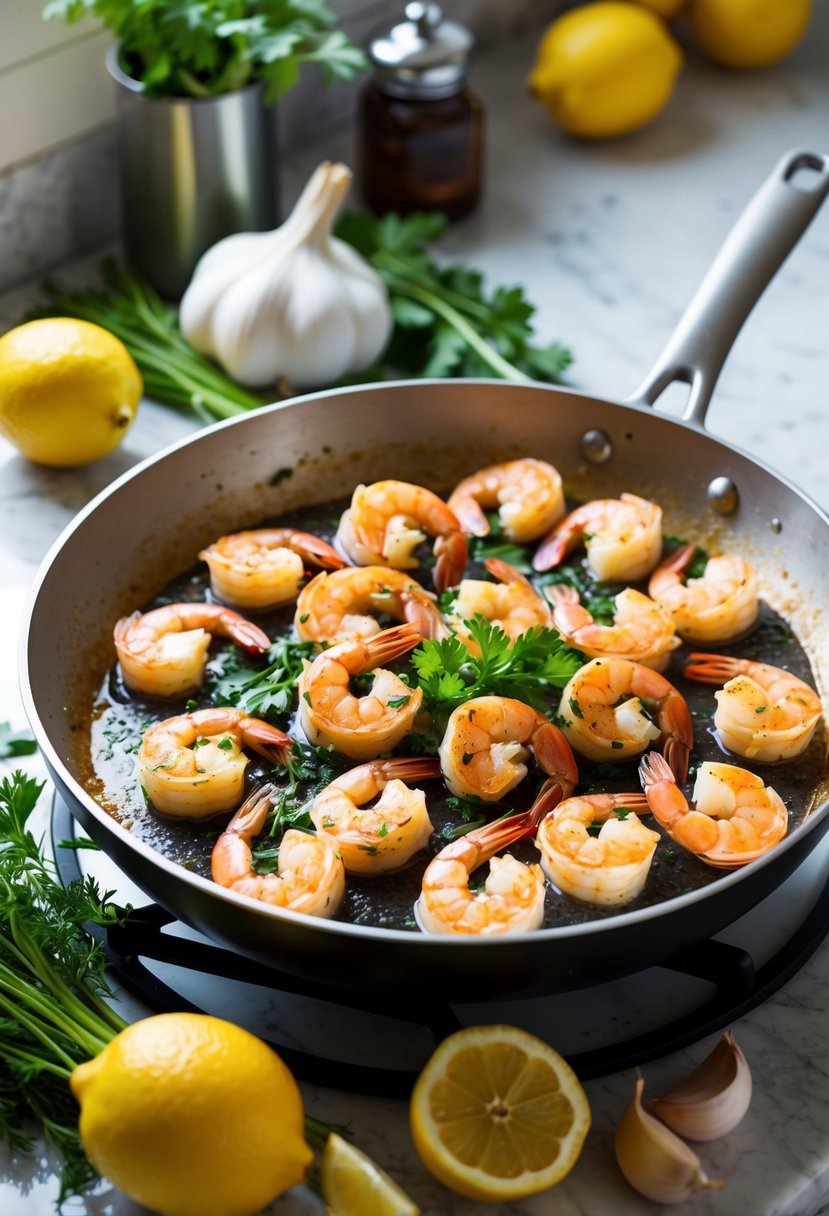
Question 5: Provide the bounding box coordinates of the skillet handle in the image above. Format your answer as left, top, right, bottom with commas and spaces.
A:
626, 149, 829, 427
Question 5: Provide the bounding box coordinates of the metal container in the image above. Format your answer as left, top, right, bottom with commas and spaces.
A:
107, 45, 278, 300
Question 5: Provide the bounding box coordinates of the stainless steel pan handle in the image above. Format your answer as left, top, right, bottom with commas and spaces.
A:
627, 149, 829, 428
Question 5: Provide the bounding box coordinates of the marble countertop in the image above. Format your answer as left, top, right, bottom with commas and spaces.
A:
3, 11, 829, 1216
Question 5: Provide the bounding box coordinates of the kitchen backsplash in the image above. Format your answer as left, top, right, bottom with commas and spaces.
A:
0, 0, 548, 294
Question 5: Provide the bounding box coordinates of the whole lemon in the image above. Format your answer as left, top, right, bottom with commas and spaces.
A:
71, 1013, 313, 1216
0, 317, 142, 466
528, 2, 683, 138
689, 0, 811, 69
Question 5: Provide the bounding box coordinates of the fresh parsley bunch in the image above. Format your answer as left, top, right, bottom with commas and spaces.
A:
44, 0, 367, 101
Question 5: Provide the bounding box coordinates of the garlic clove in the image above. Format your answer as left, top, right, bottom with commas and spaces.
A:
650, 1031, 752, 1142
615, 1076, 724, 1204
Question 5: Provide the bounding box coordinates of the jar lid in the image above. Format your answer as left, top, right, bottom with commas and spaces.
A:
368, 3, 474, 99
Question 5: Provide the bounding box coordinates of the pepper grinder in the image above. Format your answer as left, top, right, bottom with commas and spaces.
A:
359, 2, 484, 220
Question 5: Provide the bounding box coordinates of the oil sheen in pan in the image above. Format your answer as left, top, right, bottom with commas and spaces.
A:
85, 497, 828, 933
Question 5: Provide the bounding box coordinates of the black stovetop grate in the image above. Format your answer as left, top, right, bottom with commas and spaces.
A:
52, 794, 829, 1095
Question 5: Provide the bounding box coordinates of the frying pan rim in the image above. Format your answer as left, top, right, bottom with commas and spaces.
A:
19, 377, 829, 950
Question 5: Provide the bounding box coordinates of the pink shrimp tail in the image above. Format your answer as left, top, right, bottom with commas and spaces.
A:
240, 718, 292, 766
433, 531, 468, 593
483, 557, 532, 588
533, 721, 579, 800
464, 781, 569, 862
638, 750, 674, 791
450, 495, 490, 538
684, 652, 741, 684
375, 756, 442, 783
531, 527, 570, 572
364, 622, 425, 665
221, 610, 271, 654
286, 531, 348, 571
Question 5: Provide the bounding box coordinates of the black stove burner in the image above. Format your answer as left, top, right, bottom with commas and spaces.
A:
52, 795, 829, 1095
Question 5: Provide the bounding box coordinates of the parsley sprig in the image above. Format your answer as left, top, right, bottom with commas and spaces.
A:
0, 722, 37, 759
209, 635, 316, 721
412, 616, 584, 729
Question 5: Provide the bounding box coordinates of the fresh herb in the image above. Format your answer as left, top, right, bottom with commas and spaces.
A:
209, 635, 316, 721
252, 742, 342, 866
611, 740, 623, 749
687, 547, 709, 580
44, 0, 366, 102
29, 262, 267, 424
445, 793, 486, 822
0, 722, 37, 759
387, 695, 410, 709
442, 818, 487, 841
334, 211, 573, 384
756, 705, 767, 714
569, 697, 584, 720
468, 515, 533, 572
586, 821, 603, 837
56, 837, 102, 851
216, 736, 233, 750
412, 616, 583, 729
612, 807, 631, 820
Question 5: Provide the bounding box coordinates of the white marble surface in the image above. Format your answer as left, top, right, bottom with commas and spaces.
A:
3, 10, 829, 1216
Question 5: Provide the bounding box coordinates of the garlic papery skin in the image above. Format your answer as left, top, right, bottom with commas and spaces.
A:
615, 1077, 724, 1204
179, 162, 392, 389
650, 1031, 752, 1142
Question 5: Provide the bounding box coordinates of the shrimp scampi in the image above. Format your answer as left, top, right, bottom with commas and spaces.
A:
297, 623, 424, 760
136, 708, 290, 818
447, 457, 565, 543
439, 695, 579, 803
114, 602, 270, 698
559, 657, 693, 780
639, 753, 789, 868
294, 565, 447, 643
310, 757, 440, 874
211, 783, 345, 916
336, 479, 467, 592
684, 653, 822, 762
416, 784, 563, 935
449, 557, 552, 652
547, 584, 679, 671
648, 546, 758, 644
535, 792, 658, 906
199, 528, 346, 610
533, 492, 662, 581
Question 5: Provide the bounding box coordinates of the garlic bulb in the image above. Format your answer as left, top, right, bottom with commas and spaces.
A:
615, 1077, 724, 1204
650, 1032, 752, 1142
179, 162, 392, 389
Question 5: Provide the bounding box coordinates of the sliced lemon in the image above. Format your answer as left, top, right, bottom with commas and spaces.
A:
321, 1132, 420, 1216
410, 1024, 590, 1202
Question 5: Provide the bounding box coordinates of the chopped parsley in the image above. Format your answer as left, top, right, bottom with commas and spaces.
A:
209, 635, 316, 722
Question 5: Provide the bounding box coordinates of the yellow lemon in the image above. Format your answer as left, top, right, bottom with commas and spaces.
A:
528, 2, 683, 138
0, 317, 141, 466
410, 1024, 591, 1202
70, 1013, 313, 1216
689, 0, 812, 69
321, 1133, 420, 1215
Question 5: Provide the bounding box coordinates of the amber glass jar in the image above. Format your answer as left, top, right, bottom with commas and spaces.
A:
360, 81, 483, 218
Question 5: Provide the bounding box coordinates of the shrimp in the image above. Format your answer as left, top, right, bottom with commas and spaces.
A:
211, 783, 345, 916
447, 458, 565, 543
297, 623, 424, 760
684, 652, 822, 762
439, 695, 579, 802
416, 783, 563, 935
559, 657, 693, 780
136, 708, 290, 818
648, 545, 758, 644
546, 585, 679, 671
533, 492, 662, 581
535, 792, 658, 906
310, 757, 440, 874
114, 602, 270, 698
294, 566, 447, 644
449, 557, 552, 652
199, 528, 346, 610
335, 479, 467, 593
639, 752, 788, 868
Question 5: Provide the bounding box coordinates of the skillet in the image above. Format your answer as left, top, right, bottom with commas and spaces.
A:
21, 150, 829, 1001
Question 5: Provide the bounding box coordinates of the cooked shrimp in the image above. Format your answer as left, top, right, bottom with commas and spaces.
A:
211, 782, 345, 916
639, 753, 788, 868
535, 792, 658, 905
447, 458, 565, 543
559, 657, 693, 780
335, 479, 467, 593
649, 546, 758, 644
310, 757, 440, 875
297, 623, 423, 760
416, 784, 562, 935
546, 585, 679, 671
114, 602, 270, 698
439, 695, 579, 802
199, 528, 346, 610
136, 708, 290, 818
684, 652, 822, 762
295, 565, 447, 644
449, 557, 552, 652
533, 492, 662, 581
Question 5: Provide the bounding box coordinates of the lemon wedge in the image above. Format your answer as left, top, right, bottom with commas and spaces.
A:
410, 1024, 591, 1202
321, 1133, 420, 1216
